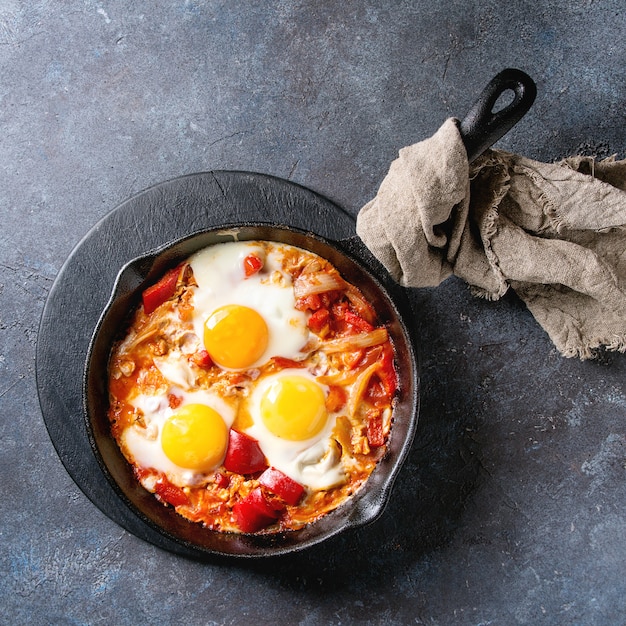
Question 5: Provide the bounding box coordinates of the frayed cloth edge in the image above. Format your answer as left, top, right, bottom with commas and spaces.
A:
470, 152, 512, 300
561, 333, 626, 360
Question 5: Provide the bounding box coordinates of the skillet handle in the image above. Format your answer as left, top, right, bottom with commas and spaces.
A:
458, 68, 536, 163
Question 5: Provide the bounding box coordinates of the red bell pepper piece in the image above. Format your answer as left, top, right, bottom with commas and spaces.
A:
223, 430, 268, 475
243, 254, 263, 277
258, 467, 305, 506
154, 477, 190, 507
344, 309, 375, 333
378, 346, 397, 397
233, 487, 284, 533
142, 264, 182, 315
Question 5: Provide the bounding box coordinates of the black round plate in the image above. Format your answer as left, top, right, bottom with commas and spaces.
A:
36, 171, 358, 559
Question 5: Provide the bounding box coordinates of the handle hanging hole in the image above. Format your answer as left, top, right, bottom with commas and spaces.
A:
492, 88, 516, 114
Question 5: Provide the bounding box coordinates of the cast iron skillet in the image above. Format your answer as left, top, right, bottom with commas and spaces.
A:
84, 68, 536, 558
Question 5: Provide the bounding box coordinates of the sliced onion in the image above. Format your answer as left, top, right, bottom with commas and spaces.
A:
317, 369, 361, 386
293, 271, 346, 298
346, 361, 381, 418
344, 284, 376, 325
320, 328, 389, 354
300, 259, 323, 274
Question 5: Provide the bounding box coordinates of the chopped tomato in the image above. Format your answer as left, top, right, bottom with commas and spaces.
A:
331, 300, 350, 320
190, 349, 214, 368
225, 371, 251, 386
325, 385, 347, 413
259, 467, 305, 506
319, 290, 342, 308
269, 356, 306, 370
233, 487, 284, 533
135, 467, 153, 482
214, 472, 230, 489
142, 264, 183, 315
366, 378, 387, 406
307, 308, 330, 335
243, 254, 264, 277
223, 430, 268, 475
155, 478, 190, 507
329, 300, 354, 333
295, 294, 321, 311
366, 411, 385, 448
168, 393, 183, 409
379, 346, 397, 397
330, 300, 375, 334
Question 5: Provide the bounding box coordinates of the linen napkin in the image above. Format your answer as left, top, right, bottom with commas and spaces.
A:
356, 118, 626, 359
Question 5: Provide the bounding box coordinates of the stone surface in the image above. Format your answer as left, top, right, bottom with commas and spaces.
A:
1, 1, 625, 624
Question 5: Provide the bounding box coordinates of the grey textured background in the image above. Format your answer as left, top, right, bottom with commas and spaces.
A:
2, 1, 626, 624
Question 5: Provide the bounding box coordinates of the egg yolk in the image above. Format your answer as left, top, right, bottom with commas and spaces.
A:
161, 404, 228, 471
204, 304, 269, 369
260, 375, 328, 441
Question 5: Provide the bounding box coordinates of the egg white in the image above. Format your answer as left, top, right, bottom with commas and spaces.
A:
188, 241, 310, 370
243, 368, 346, 490
122, 387, 236, 488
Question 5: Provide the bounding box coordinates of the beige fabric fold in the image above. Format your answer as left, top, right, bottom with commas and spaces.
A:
356, 118, 626, 359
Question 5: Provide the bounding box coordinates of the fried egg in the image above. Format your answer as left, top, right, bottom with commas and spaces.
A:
188, 242, 310, 370
122, 388, 236, 488
243, 368, 346, 490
